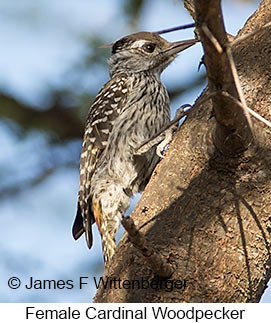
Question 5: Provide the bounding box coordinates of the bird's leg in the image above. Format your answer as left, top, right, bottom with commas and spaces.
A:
155, 127, 175, 158
135, 132, 167, 157
135, 104, 191, 158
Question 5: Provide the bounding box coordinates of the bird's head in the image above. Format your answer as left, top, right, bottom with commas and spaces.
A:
107, 31, 198, 77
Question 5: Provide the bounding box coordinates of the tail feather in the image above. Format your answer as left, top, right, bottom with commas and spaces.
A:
84, 218, 93, 249
92, 201, 116, 264
72, 206, 84, 240
72, 203, 93, 249
102, 231, 116, 264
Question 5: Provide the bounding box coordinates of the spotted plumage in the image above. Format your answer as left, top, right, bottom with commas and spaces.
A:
72, 31, 197, 264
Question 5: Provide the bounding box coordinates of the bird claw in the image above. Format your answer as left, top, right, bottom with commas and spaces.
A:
155, 128, 173, 158
156, 145, 165, 158
136, 105, 190, 157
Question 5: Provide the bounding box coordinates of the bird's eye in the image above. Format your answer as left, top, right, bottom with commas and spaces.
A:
143, 43, 156, 53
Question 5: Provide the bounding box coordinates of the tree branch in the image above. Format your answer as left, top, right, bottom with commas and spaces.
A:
0, 161, 77, 199
194, 0, 253, 156
0, 92, 84, 140
122, 216, 174, 278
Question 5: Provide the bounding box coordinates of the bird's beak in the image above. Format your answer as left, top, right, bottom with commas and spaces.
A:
167, 38, 199, 55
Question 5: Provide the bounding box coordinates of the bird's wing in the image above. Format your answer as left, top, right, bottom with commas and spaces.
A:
72, 75, 128, 249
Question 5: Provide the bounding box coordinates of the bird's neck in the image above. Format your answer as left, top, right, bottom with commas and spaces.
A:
110, 69, 162, 82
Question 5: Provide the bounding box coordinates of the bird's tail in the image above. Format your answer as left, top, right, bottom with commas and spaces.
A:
101, 224, 116, 265
92, 201, 117, 265
72, 202, 94, 249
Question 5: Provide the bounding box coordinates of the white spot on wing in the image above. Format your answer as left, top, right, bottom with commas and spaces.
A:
92, 117, 108, 125
105, 110, 114, 115
81, 151, 88, 158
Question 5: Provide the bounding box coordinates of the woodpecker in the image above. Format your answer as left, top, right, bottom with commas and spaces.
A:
72, 31, 197, 264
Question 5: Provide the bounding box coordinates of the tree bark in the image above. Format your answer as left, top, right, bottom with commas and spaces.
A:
94, 0, 271, 302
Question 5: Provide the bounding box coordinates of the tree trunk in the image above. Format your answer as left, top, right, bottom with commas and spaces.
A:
94, 0, 271, 302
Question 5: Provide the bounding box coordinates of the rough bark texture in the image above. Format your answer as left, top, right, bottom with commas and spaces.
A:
94, 0, 271, 302
194, 0, 253, 155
